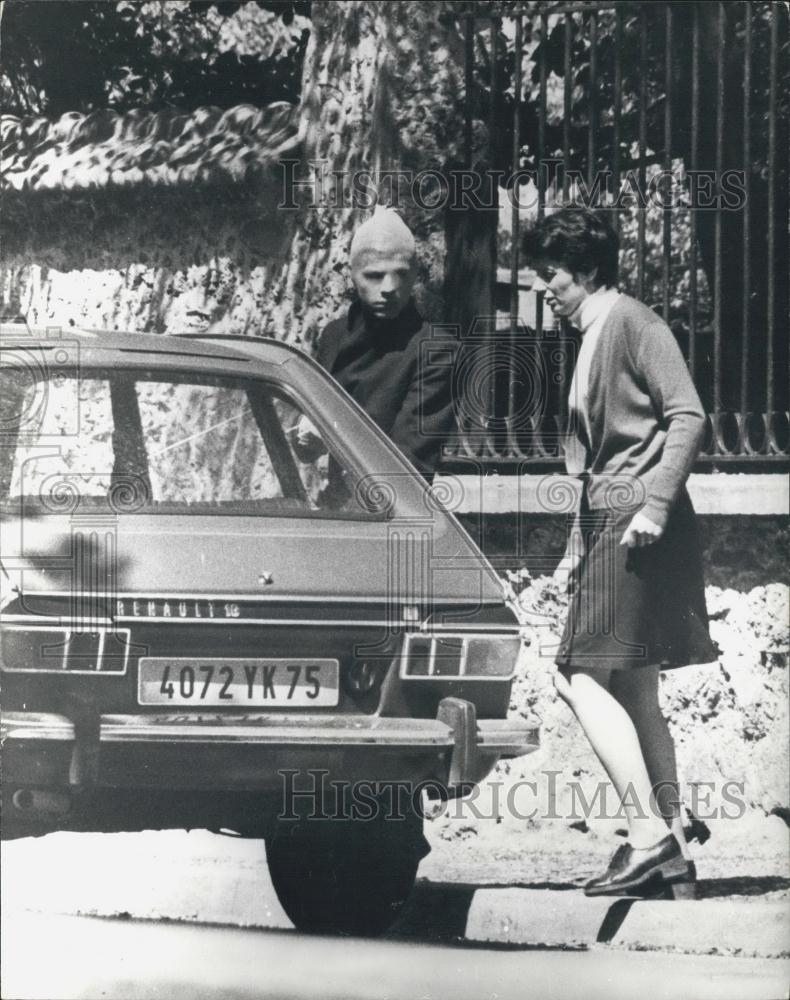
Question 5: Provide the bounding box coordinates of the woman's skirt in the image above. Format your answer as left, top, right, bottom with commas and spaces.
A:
555, 488, 719, 672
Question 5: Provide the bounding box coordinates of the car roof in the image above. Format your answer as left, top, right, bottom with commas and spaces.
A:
0, 324, 311, 373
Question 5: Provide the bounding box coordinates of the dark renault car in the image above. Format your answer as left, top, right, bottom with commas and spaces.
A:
0, 324, 538, 934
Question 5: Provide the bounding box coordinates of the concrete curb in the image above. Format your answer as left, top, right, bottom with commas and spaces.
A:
394, 883, 790, 957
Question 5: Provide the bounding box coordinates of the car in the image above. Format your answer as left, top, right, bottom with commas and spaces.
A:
0, 323, 538, 935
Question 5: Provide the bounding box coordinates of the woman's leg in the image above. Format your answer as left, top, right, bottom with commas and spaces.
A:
554, 667, 670, 848
610, 666, 691, 860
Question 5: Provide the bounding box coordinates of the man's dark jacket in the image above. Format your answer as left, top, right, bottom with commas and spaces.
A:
315, 301, 456, 477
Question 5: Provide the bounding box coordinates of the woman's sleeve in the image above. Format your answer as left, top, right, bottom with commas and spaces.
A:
636, 321, 706, 528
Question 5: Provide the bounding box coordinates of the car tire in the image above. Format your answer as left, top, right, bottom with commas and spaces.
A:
266, 812, 427, 936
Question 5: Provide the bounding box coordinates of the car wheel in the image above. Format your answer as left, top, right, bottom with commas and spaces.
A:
266, 813, 427, 936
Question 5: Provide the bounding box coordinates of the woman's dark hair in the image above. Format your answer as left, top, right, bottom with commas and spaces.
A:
522, 207, 619, 287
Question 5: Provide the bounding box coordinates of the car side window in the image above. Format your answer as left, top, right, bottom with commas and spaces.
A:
136, 379, 285, 505
1, 368, 360, 516
272, 395, 336, 507
7, 376, 114, 504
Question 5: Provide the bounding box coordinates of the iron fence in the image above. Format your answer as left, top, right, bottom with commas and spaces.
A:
443, 1, 788, 469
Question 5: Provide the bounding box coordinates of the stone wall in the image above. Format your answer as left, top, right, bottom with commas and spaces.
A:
1, 185, 310, 338
0, 178, 457, 347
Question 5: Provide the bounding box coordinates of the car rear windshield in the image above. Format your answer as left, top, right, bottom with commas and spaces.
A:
0, 367, 373, 517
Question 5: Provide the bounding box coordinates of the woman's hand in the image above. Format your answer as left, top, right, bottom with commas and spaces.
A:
620, 510, 664, 548
553, 516, 584, 591
552, 555, 576, 592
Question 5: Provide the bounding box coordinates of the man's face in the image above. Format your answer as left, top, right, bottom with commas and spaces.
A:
531, 262, 594, 319
351, 254, 416, 320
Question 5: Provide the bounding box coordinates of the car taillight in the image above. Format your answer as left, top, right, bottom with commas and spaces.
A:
0, 626, 130, 674
400, 633, 520, 680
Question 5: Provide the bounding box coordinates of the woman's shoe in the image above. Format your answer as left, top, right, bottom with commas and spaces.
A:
584, 834, 692, 897
603, 842, 629, 872
661, 862, 698, 899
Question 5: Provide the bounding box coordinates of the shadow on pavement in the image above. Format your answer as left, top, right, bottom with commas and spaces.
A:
392, 882, 477, 939
390, 875, 790, 946
695, 876, 790, 898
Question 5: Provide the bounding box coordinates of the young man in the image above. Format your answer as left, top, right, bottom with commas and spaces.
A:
524, 207, 718, 898
299, 208, 456, 479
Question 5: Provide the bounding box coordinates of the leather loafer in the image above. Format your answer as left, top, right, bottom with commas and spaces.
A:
584, 834, 692, 897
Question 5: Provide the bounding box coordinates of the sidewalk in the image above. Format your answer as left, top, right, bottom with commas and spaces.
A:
3, 824, 787, 958
407, 809, 790, 955
393, 882, 790, 957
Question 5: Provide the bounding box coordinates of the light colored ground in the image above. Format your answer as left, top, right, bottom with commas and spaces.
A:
3, 811, 787, 935
422, 810, 790, 902
5, 911, 788, 1000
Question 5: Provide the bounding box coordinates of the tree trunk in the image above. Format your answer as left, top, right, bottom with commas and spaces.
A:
269, 0, 471, 350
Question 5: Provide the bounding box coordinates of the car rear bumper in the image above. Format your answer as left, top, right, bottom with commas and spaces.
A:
1, 709, 535, 753
1, 701, 539, 824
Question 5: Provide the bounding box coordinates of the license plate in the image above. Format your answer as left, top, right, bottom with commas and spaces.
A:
138, 658, 339, 707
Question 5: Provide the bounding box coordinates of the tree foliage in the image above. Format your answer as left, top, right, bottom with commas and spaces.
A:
0, 0, 311, 117
470, 2, 786, 190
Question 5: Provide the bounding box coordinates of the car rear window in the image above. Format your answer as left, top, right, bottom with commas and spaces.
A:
0, 367, 371, 517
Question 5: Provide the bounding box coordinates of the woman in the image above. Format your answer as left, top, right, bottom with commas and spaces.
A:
524, 207, 718, 898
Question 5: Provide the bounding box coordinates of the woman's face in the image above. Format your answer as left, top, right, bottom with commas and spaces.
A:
532, 262, 596, 318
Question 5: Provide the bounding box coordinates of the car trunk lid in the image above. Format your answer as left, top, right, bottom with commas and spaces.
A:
1, 512, 505, 607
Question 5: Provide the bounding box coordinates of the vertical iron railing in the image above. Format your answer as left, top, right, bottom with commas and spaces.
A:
636, 6, 647, 302
713, 0, 725, 443
688, 3, 699, 386
766, 7, 778, 441
741, 4, 752, 432
446, 0, 788, 469
507, 13, 523, 457
662, 5, 672, 327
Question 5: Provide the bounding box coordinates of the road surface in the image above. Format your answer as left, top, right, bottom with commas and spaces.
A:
3, 829, 788, 1000
3, 910, 788, 1000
